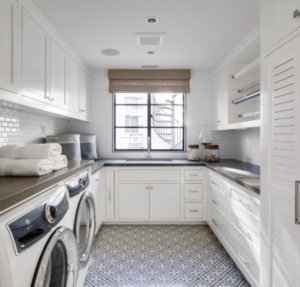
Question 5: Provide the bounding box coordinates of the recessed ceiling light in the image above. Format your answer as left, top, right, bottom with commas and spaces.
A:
101, 49, 120, 56
148, 51, 155, 55
146, 17, 159, 24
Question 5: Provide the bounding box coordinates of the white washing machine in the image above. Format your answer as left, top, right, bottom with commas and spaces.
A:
65, 169, 96, 287
0, 184, 79, 287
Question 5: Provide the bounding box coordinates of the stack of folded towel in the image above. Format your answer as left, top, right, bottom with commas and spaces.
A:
0, 144, 68, 177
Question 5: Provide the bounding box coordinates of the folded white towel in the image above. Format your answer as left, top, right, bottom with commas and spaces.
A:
0, 159, 55, 176
0, 144, 62, 160
52, 155, 68, 171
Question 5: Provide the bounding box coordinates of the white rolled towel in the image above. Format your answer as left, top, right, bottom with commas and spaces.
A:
0, 159, 55, 176
0, 144, 62, 160
52, 155, 68, 171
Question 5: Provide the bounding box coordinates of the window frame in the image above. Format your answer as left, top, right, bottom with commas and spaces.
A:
113, 93, 186, 152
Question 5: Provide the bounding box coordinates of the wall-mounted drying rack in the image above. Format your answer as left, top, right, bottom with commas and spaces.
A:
238, 111, 260, 118
238, 80, 260, 93
232, 90, 260, 104
232, 57, 260, 79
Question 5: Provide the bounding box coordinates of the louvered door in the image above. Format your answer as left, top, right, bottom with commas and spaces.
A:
261, 37, 300, 287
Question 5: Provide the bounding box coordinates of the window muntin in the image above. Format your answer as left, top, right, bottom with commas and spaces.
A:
114, 93, 185, 151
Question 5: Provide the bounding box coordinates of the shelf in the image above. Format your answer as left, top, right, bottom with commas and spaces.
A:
213, 120, 261, 131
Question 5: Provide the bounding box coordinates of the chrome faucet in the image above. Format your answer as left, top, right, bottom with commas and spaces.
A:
145, 137, 151, 160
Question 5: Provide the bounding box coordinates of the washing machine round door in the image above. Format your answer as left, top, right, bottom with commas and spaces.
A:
32, 227, 79, 287
74, 191, 95, 268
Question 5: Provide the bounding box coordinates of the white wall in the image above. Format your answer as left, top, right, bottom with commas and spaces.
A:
0, 100, 68, 147
0, 71, 260, 166
66, 70, 247, 161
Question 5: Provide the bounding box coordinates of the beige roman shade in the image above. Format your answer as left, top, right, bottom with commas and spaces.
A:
108, 69, 191, 93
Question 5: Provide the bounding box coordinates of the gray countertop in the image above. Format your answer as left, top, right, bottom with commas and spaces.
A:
0, 160, 94, 213
91, 159, 260, 194
0, 158, 260, 214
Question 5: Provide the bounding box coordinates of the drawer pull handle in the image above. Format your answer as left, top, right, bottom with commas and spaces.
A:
238, 252, 250, 264
189, 190, 198, 193
108, 188, 111, 201
190, 174, 198, 176
212, 199, 218, 205
189, 210, 198, 212
237, 199, 251, 210
237, 225, 252, 240
212, 219, 218, 226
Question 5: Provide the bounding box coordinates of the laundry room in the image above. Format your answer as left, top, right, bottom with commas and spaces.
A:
0, 0, 297, 286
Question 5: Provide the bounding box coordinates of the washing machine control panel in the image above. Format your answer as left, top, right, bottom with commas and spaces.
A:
8, 186, 69, 254
65, 170, 90, 198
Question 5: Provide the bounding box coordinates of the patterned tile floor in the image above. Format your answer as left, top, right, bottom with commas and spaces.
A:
84, 225, 250, 287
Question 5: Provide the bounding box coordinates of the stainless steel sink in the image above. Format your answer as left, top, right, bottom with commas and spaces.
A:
126, 159, 173, 162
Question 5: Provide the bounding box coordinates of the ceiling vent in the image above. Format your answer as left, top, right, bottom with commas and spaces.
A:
135, 32, 165, 46
141, 65, 158, 69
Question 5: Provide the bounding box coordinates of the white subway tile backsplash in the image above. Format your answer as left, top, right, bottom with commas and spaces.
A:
0, 100, 68, 147
0, 70, 260, 166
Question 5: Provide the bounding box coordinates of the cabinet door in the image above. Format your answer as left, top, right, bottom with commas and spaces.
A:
119, 184, 149, 219
50, 38, 68, 109
0, 0, 18, 94
22, 6, 50, 103
68, 57, 81, 114
81, 69, 89, 116
105, 170, 115, 220
261, 36, 300, 287
150, 184, 180, 219
262, 0, 300, 51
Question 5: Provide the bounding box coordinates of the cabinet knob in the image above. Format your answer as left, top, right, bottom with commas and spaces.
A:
294, 9, 300, 18
146, 186, 149, 189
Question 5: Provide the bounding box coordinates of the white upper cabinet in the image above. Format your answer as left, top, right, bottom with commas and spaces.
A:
81, 69, 89, 116
213, 67, 227, 127
49, 38, 68, 110
262, 0, 300, 51
22, 6, 50, 103
68, 57, 81, 114
0, 0, 18, 94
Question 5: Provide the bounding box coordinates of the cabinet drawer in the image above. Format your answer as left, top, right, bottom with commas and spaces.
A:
229, 186, 260, 220
207, 171, 225, 198
229, 210, 260, 264
184, 203, 203, 219
118, 169, 181, 181
184, 184, 203, 200
209, 190, 226, 216
184, 170, 203, 181
208, 206, 230, 244
234, 239, 260, 286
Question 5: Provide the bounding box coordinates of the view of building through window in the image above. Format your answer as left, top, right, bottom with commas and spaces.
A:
114, 93, 185, 151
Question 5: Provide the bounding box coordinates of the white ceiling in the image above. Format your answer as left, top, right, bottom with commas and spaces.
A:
32, 0, 260, 71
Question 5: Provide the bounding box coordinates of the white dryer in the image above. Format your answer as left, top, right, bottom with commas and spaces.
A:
0, 184, 79, 287
65, 170, 96, 287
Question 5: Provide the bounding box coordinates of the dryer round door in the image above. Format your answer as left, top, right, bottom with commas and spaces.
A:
32, 227, 79, 287
74, 191, 96, 268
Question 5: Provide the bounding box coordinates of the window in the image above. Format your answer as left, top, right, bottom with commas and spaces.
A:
113, 93, 185, 151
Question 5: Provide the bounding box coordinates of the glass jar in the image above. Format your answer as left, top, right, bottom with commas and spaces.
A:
205, 145, 219, 162
199, 120, 213, 147
187, 145, 200, 161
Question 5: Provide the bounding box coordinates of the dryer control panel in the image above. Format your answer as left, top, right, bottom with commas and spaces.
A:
65, 170, 90, 198
8, 186, 69, 254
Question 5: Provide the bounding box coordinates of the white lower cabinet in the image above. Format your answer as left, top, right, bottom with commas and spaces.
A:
184, 202, 203, 219
119, 184, 149, 219
105, 170, 115, 220
207, 170, 260, 287
92, 171, 103, 232
150, 184, 180, 219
